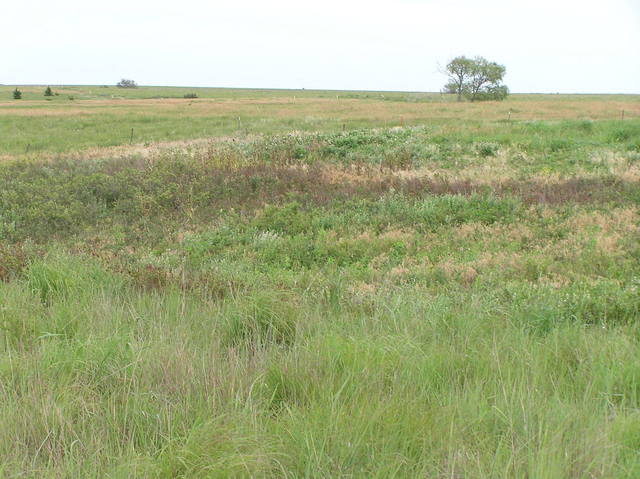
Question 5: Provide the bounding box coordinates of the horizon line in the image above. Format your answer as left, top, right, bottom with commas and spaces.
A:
1, 84, 638, 96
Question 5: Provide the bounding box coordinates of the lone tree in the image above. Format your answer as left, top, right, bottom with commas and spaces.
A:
443, 56, 475, 102
12, 88, 22, 100
116, 78, 138, 89
44, 86, 53, 97
443, 56, 508, 102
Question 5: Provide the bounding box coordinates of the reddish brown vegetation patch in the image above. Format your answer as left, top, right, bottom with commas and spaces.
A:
0, 244, 28, 280
213, 164, 637, 209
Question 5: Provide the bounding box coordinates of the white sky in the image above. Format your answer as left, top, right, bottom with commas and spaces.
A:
4, 0, 639, 93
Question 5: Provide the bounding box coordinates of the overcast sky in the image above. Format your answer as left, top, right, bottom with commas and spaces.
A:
3, 0, 639, 93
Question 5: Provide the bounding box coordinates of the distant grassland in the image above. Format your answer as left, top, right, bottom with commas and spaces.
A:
0, 85, 638, 155
1, 87, 640, 477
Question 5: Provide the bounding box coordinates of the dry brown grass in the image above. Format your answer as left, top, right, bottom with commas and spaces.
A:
566, 207, 639, 234
0, 136, 239, 163
435, 205, 639, 285
2, 96, 638, 121
0, 108, 95, 117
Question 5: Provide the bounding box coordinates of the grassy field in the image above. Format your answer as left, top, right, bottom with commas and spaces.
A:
1, 87, 640, 477
1, 85, 638, 156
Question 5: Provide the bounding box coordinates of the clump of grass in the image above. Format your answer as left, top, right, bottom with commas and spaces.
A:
23, 251, 117, 304
222, 292, 298, 347
610, 125, 639, 143
475, 141, 499, 157
0, 281, 46, 349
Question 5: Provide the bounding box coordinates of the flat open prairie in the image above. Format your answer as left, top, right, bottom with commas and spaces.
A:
1, 86, 638, 156
1, 87, 639, 477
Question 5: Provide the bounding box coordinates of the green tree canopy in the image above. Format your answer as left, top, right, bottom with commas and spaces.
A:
116, 79, 138, 89
443, 56, 508, 102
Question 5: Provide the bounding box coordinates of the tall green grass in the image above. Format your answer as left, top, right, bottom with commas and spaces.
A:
2, 264, 640, 477
1, 122, 639, 477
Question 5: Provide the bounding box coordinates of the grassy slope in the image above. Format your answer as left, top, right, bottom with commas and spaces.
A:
1, 92, 640, 477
